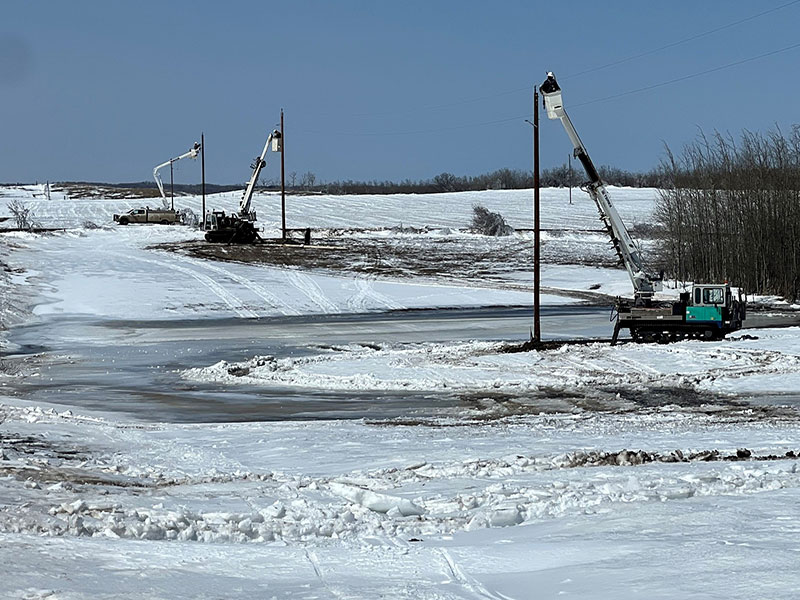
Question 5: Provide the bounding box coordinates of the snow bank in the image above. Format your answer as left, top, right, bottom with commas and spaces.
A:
183, 329, 800, 396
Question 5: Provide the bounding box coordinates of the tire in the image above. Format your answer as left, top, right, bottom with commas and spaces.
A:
160, 220, 170, 225
118, 217, 129, 225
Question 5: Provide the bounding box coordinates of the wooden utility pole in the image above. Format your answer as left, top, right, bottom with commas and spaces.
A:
170, 160, 174, 211
281, 109, 286, 240
533, 87, 541, 343
568, 153, 573, 205
201, 132, 206, 229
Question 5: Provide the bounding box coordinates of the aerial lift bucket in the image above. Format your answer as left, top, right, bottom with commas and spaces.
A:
540, 72, 565, 120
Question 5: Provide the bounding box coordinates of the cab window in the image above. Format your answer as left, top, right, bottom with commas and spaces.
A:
694, 288, 702, 305
703, 287, 724, 305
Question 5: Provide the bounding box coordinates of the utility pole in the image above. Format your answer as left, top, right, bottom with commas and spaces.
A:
568, 153, 573, 205
533, 86, 541, 343
170, 160, 174, 211
201, 132, 206, 229
281, 109, 286, 240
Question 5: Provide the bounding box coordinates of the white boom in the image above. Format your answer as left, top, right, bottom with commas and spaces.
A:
153, 142, 202, 200
238, 129, 282, 218
539, 72, 661, 300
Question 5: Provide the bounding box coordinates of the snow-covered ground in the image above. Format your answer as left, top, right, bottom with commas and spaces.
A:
184, 327, 800, 397
0, 183, 656, 231
1, 184, 800, 599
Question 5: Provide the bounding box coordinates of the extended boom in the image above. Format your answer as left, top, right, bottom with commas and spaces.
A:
539, 73, 661, 301
538, 72, 745, 343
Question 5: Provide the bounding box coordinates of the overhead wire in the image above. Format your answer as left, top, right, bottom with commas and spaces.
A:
299, 38, 800, 137
561, 0, 800, 80
571, 40, 800, 109
314, 0, 800, 123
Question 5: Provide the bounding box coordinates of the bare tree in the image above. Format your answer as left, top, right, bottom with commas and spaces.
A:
301, 171, 316, 190
656, 124, 800, 300
8, 200, 38, 230
433, 172, 459, 192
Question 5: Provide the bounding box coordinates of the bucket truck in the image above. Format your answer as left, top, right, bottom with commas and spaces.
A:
204, 129, 282, 244
153, 142, 201, 208
539, 72, 745, 343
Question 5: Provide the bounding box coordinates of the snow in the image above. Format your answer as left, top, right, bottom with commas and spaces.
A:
182, 330, 800, 398
2, 399, 800, 598
2, 184, 800, 598
0, 183, 657, 231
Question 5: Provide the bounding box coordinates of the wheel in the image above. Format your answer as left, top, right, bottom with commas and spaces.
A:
640, 331, 656, 343
703, 329, 714, 340
160, 220, 170, 225
118, 217, 129, 225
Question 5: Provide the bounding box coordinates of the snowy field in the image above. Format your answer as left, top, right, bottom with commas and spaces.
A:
1, 184, 800, 599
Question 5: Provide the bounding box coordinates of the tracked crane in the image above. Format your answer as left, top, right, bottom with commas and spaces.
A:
204, 129, 282, 243
153, 142, 201, 207
539, 72, 745, 343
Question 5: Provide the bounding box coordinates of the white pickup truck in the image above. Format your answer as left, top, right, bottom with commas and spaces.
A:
113, 207, 181, 225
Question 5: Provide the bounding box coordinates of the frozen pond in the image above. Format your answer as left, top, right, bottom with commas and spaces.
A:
4, 305, 613, 422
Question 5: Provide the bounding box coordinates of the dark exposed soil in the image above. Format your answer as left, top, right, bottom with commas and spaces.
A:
152, 231, 620, 303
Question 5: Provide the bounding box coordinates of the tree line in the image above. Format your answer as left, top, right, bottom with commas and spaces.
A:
47, 164, 662, 197
316, 165, 663, 195
655, 125, 800, 301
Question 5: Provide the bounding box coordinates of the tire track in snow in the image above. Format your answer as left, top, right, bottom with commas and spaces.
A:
347, 277, 405, 312
284, 270, 340, 314
304, 550, 347, 599
439, 548, 512, 600
106, 251, 258, 318
167, 253, 300, 316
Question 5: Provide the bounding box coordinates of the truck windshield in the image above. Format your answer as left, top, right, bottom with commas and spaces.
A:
703, 288, 724, 304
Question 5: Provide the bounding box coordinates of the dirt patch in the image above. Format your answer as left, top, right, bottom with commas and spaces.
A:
558, 447, 799, 468
152, 231, 619, 302
0, 432, 89, 463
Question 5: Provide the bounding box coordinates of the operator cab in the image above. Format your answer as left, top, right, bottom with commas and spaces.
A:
691, 284, 729, 307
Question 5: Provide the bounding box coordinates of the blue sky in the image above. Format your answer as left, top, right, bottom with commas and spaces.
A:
2, 1, 799, 184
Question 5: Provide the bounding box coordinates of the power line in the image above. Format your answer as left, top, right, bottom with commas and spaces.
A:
562, 0, 800, 80
297, 39, 800, 137
571, 40, 800, 109
298, 114, 525, 137
321, 1, 799, 121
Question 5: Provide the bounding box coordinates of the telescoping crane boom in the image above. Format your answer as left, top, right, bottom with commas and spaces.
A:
238, 129, 282, 221
204, 129, 282, 243
539, 73, 661, 301
153, 142, 201, 202
538, 72, 745, 343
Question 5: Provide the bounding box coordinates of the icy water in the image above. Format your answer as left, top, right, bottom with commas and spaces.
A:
4, 305, 612, 422
5, 305, 797, 423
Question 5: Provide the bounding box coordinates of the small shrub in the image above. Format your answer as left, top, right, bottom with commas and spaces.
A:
470, 205, 514, 236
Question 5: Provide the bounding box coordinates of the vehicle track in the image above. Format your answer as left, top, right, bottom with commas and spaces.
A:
166, 252, 300, 316
347, 276, 405, 312
106, 251, 258, 318
284, 270, 340, 314
439, 548, 512, 600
